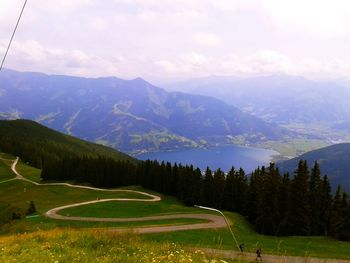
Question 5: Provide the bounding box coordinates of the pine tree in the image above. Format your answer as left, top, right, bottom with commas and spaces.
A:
339, 192, 350, 240
223, 167, 247, 213
245, 168, 259, 223
286, 160, 311, 235
319, 175, 332, 235
212, 168, 226, 209
330, 186, 345, 239
342, 195, 350, 241
203, 167, 214, 207
309, 161, 322, 235
277, 172, 290, 236
255, 164, 282, 235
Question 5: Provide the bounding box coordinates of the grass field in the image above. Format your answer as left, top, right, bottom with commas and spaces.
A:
0, 153, 15, 181
0, 230, 242, 263
58, 198, 213, 218
0, 160, 13, 181
0, 180, 151, 212
1, 156, 350, 260
15, 160, 42, 182
0, 215, 207, 235
143, 213, 350, 260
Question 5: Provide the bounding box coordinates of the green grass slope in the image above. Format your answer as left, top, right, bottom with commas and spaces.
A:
0, 119, 135, 168
277, 143, 350, 191
0, 230, 242, 263
0, 158, 13, 181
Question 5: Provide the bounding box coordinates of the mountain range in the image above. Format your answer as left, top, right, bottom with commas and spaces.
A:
0, 69, 289, 154
165, 75, 350, 141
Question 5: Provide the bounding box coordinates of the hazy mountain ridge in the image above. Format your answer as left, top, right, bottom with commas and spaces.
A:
165, 75, 350, 125
0, 69, 289, 154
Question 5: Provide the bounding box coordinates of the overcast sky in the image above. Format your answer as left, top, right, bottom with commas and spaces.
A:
1, 0, 350, 82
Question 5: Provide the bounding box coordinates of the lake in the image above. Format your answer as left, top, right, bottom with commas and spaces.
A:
136, 145, 279, 173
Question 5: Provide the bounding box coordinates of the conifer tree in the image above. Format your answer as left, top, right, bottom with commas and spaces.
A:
330, 186, 345, 239
212, 168, 226, 209
223, 167, 247, 213
203, 167, 214, 207
286, 160, 311, 235
277, 172, 290, 236
255, 163, 281, 235
245, 168, 259, 223
309, 161, 322, 235
319, 175, 332, 235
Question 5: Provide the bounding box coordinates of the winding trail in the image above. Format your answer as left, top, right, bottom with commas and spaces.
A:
1, 157, 226, 233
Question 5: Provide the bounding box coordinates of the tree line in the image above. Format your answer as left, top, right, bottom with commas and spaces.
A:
41, 157, 350, 241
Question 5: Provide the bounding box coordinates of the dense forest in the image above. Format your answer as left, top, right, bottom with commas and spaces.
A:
41, 157, 350, 241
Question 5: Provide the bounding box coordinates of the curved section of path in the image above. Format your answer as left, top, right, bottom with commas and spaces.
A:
6, 158, 160, 200
2, 157, 227, 233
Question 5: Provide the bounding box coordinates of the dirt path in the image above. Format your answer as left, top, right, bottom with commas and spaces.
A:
3, 157, 160, 199
2, 157, 226, 232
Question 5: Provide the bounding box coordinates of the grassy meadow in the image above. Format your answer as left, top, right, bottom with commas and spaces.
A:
0, 230, 243, 263
58, 197, 214, 218
0, 161, 13, 181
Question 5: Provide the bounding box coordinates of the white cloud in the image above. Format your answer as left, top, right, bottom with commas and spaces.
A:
193, 33, 221, 47
264, 0, 350, 37
1, 0, 350, 81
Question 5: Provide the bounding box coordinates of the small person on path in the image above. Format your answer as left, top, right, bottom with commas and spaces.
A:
239, 243, 244, 253
256, 248, 262, 261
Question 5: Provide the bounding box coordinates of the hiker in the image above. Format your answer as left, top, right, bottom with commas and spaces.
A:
256, 248, 262, 261
239, 243, 244, 253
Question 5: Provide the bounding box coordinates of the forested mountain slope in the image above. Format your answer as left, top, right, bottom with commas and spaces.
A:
277, 143, 350, 191
0, 119, 135, 168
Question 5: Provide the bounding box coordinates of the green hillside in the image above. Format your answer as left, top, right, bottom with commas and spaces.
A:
277, 143, 350, 191
0, 119, 135, 168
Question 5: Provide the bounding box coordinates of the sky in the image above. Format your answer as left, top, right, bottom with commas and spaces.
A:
1, 0, 350, 83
